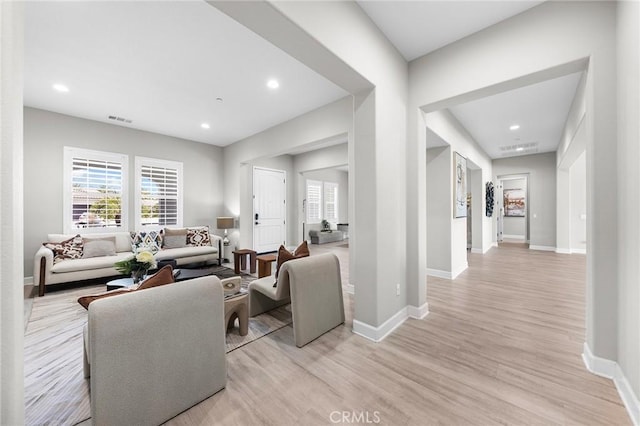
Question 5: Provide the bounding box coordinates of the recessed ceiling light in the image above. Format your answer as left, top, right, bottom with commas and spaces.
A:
267, 79, 279, 89
516, 147, 524, 152
201, 123, 210, 129
510, 124, 520, 131
53, 83, 69, 93
216, 97, 223, 103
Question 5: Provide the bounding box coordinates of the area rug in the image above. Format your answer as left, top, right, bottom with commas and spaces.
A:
24, 267, 292, 426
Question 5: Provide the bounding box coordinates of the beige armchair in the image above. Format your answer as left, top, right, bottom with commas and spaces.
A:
248, 253, 345, 347
83, 275, 227, 426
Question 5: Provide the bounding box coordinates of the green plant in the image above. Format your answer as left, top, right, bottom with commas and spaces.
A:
321, 219, 332, 232
114, 249, 156, 275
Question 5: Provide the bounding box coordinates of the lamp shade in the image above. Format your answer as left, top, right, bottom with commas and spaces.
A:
216, 217, 234, 229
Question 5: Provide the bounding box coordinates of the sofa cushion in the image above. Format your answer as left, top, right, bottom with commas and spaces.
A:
155, 245, 217, 261
48, 232, 132, 253
51, 252, 133, 273
43, 234, 84, 264
275, 241, 309, 281
130, 230, 163, 253
186, 226, 211, 247
162, 228, 188, 249
82, 236, 117, 259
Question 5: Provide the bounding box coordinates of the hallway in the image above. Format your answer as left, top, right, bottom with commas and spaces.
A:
170, 244, 630, 424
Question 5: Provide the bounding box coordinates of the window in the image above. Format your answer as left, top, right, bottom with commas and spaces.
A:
135, 157, 183, 229
306, 180, 322, 224
305, 179, 339, 224
324, 182, 339, 223
64, 147, 128, 233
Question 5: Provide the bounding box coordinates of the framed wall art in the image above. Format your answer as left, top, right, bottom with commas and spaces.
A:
504, 188, 525, 217
454, 152, 467, 218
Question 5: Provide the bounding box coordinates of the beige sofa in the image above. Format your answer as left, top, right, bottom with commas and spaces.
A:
83, 275, 227, 425
34, 231, 221, 296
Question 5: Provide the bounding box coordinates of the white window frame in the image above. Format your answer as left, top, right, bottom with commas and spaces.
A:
306, 179, 323, 224
134, 156, 183, 230
323, 181, 339, 224
63, 147, 129, 233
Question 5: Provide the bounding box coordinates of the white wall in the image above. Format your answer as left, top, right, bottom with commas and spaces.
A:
408, 1, 618, 363
216, 1, 412, 335
570, 152, 587, 253
23, 107, 225, 276
426, 146, 451, 273
0, 1, 25, 422
426, 110, 493, 277
222, 97, 352, 252
502, 178, 527, 240
616, 0, 640, 406
493, 154, 555, 248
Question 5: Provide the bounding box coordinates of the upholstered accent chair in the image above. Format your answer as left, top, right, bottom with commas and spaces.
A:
248, 253, 345, 347
83, 275, 227, 425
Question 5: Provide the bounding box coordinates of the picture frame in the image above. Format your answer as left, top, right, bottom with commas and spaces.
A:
503, 188, 525, 217
454, 152, 467, 218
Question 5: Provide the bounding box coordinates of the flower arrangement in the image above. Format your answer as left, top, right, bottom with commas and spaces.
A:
114, 249, 157, 283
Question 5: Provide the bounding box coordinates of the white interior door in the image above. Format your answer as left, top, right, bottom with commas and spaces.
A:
253, 167, 286, 253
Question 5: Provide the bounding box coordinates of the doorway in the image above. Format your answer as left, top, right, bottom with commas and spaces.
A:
253, 167, 286, 253
497, 174, 529, 245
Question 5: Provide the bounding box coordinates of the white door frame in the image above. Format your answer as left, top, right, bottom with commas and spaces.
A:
252, 166, 287, 253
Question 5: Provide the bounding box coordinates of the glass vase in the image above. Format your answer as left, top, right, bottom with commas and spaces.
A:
131, 269, 147, 284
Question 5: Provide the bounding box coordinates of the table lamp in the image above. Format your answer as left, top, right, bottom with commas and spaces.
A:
216, 217, 234, 246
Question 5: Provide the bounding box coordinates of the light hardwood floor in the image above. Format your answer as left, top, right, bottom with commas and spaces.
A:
166, 242, 630, 425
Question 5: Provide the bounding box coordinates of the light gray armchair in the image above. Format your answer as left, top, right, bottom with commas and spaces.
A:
83, 275, 227, 426
248, 253, 345, 347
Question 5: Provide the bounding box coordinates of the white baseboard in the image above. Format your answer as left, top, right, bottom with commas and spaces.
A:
583, 342, 640, 425
345, 284, 355, 295
555, 247, 571, 254
353, 307, 408, 343
24, 276, 34, 286
407, 302, 429, 319
492, 241, 498, 247
427, 268, 451, 279
571, 248, 587, 254
451, 262, 468, 280
502, 234, 526, 241
471, 248, 483, 254
529, 245, 556, 252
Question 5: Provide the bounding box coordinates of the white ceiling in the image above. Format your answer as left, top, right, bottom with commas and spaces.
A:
25, 0, 579, 161
24, 1, 347, 146
449, 72, 583, 159
358, 0, 544, 61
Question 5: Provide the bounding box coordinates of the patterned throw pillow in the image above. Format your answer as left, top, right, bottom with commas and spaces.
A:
186, 226, 211, 247
43, 235, 84, 264
130, 231, 163, 253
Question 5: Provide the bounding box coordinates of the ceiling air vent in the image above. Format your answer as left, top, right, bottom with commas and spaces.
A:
107, 115, 132, 124
500, 141, 538, 157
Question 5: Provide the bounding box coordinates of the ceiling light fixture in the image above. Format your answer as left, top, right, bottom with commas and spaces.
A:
201, 123, 210, 129
53, 83, 69, 93
267, 79, 279, 89
216, 97, 223, 103
510, 124, 520, 131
